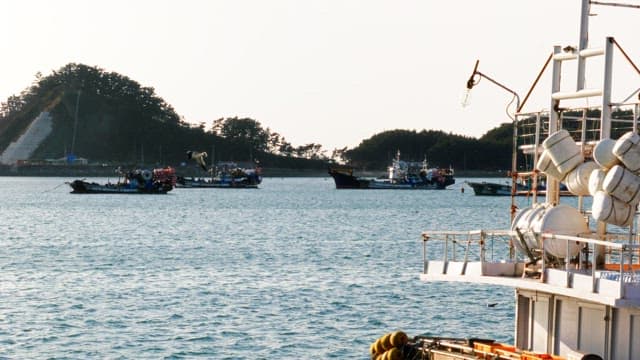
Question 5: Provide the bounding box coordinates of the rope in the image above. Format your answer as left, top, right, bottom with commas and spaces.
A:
612, 38, 640, 76
42, 181, 69, 193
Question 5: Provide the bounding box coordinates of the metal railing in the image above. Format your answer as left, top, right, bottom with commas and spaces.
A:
421, 230, 640, 299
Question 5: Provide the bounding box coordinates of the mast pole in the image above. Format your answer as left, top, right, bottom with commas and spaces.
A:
577, 0, 590, 91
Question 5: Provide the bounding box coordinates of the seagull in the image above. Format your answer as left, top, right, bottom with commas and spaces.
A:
187, 151, 208, 171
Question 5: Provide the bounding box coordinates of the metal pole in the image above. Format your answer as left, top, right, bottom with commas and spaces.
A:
620, 246, 625, 298
444, 235, 448, 263
592, 242, 598, 293
566, 239, 571, 287
547, 46, 563, 204
635, 104, 639, 133
601, 37, 614, 139
532, 113, 541, 204
71, 89, 81, 155
577, 0, 590, 91
423, 237, 428, 273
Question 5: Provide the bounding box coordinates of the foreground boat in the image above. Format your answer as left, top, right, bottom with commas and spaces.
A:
329, 151, 454, 190
372, 2, 640, 359
176, 162, 262, 189
68, 167, 176, 194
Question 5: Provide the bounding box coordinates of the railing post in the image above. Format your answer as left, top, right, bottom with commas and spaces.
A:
566, 239, 571, 287
453, 237, 457, 262
541, 235, 546, 283
480, 231, 486, 262
444, 235, 449, 263
620, 245, 625, 298
592, 242, 598, 293
423, 235, 428, 274
464, 233, 471, 263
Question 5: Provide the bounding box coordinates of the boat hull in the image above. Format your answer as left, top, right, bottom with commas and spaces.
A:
329, 168, 454, 190
465, 181, 573, 196
175, 176, 261, 189
68, 180, 172, 194
466, 181, 514, 196
327, 169, 371, 189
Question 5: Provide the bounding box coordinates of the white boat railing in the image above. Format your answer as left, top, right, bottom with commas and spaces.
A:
421, 230, 640, 299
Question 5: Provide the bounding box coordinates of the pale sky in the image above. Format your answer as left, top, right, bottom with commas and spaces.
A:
2, 1, 640, 151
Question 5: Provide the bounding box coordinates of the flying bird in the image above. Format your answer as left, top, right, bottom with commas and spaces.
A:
187, 150, 208, 171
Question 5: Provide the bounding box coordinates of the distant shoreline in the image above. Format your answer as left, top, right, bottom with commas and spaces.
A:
0, 164, 508, 178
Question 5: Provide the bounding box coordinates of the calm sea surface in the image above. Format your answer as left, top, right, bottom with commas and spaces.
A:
1, 176, 545, 359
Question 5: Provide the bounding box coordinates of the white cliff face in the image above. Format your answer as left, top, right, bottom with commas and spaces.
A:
0, 112, 53, 165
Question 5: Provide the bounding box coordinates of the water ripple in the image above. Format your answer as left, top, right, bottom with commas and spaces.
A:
0, 177, 524, 358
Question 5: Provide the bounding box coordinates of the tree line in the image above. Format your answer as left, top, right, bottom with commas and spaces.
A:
0, 63, 518, 171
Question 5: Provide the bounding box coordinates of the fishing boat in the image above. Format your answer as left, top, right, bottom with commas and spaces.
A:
329, 150, 454, 190
465, 179, 572, 197
370, 2, 640, 359
68, 167, 176, 194
176, 162, 262, 189
465, 180, 524, 196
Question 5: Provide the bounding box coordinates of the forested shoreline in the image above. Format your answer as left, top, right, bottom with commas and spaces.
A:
0, 63, 515, 173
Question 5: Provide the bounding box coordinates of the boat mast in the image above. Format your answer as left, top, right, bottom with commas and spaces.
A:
576, 0, 590, 92
70, 87, 81, 157
211, 144, 215, 181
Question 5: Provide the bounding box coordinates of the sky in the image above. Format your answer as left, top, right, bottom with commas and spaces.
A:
2, 1, 640, 151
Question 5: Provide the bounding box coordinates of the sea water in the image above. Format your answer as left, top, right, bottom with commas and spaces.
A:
0, 177, 549, 358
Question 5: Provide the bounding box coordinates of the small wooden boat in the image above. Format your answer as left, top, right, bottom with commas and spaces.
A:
465, 180, 520, 196
465, 180, 573, 197
68, 167, 176, 194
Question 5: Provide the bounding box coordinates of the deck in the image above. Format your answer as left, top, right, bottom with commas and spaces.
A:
420, 230, 640, 308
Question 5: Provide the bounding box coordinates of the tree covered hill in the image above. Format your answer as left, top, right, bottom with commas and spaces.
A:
0, 63, 516, 172
343, 127, 512, 171
0, 63, 328, 170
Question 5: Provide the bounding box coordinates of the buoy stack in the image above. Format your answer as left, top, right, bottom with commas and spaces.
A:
369, 330, 409, 359
536, 130, 640, 227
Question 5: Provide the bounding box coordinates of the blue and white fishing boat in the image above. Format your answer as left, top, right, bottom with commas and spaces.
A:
176, 161, 262, 189
329, 150, 454, 190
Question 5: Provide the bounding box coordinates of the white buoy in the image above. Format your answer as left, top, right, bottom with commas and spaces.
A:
511, 203, 588, 259
603, 165, 640, 206
564, 161, 599, 196
588, 168, 607, 196
592, 191, 635, 227
529, 204, 589, 258
536, 150, 564, 180
593, 138, 620, 169
613, 132, 640, 173
511, 204, 548, 255
542, 129, 583, 177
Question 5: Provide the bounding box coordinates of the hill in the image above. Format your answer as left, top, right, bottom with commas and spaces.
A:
0, 63, 517, 175
342, 127, 512, 171
0, 64, 328, 172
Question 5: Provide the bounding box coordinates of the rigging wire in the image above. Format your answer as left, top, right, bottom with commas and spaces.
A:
42, 181, 71, 193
